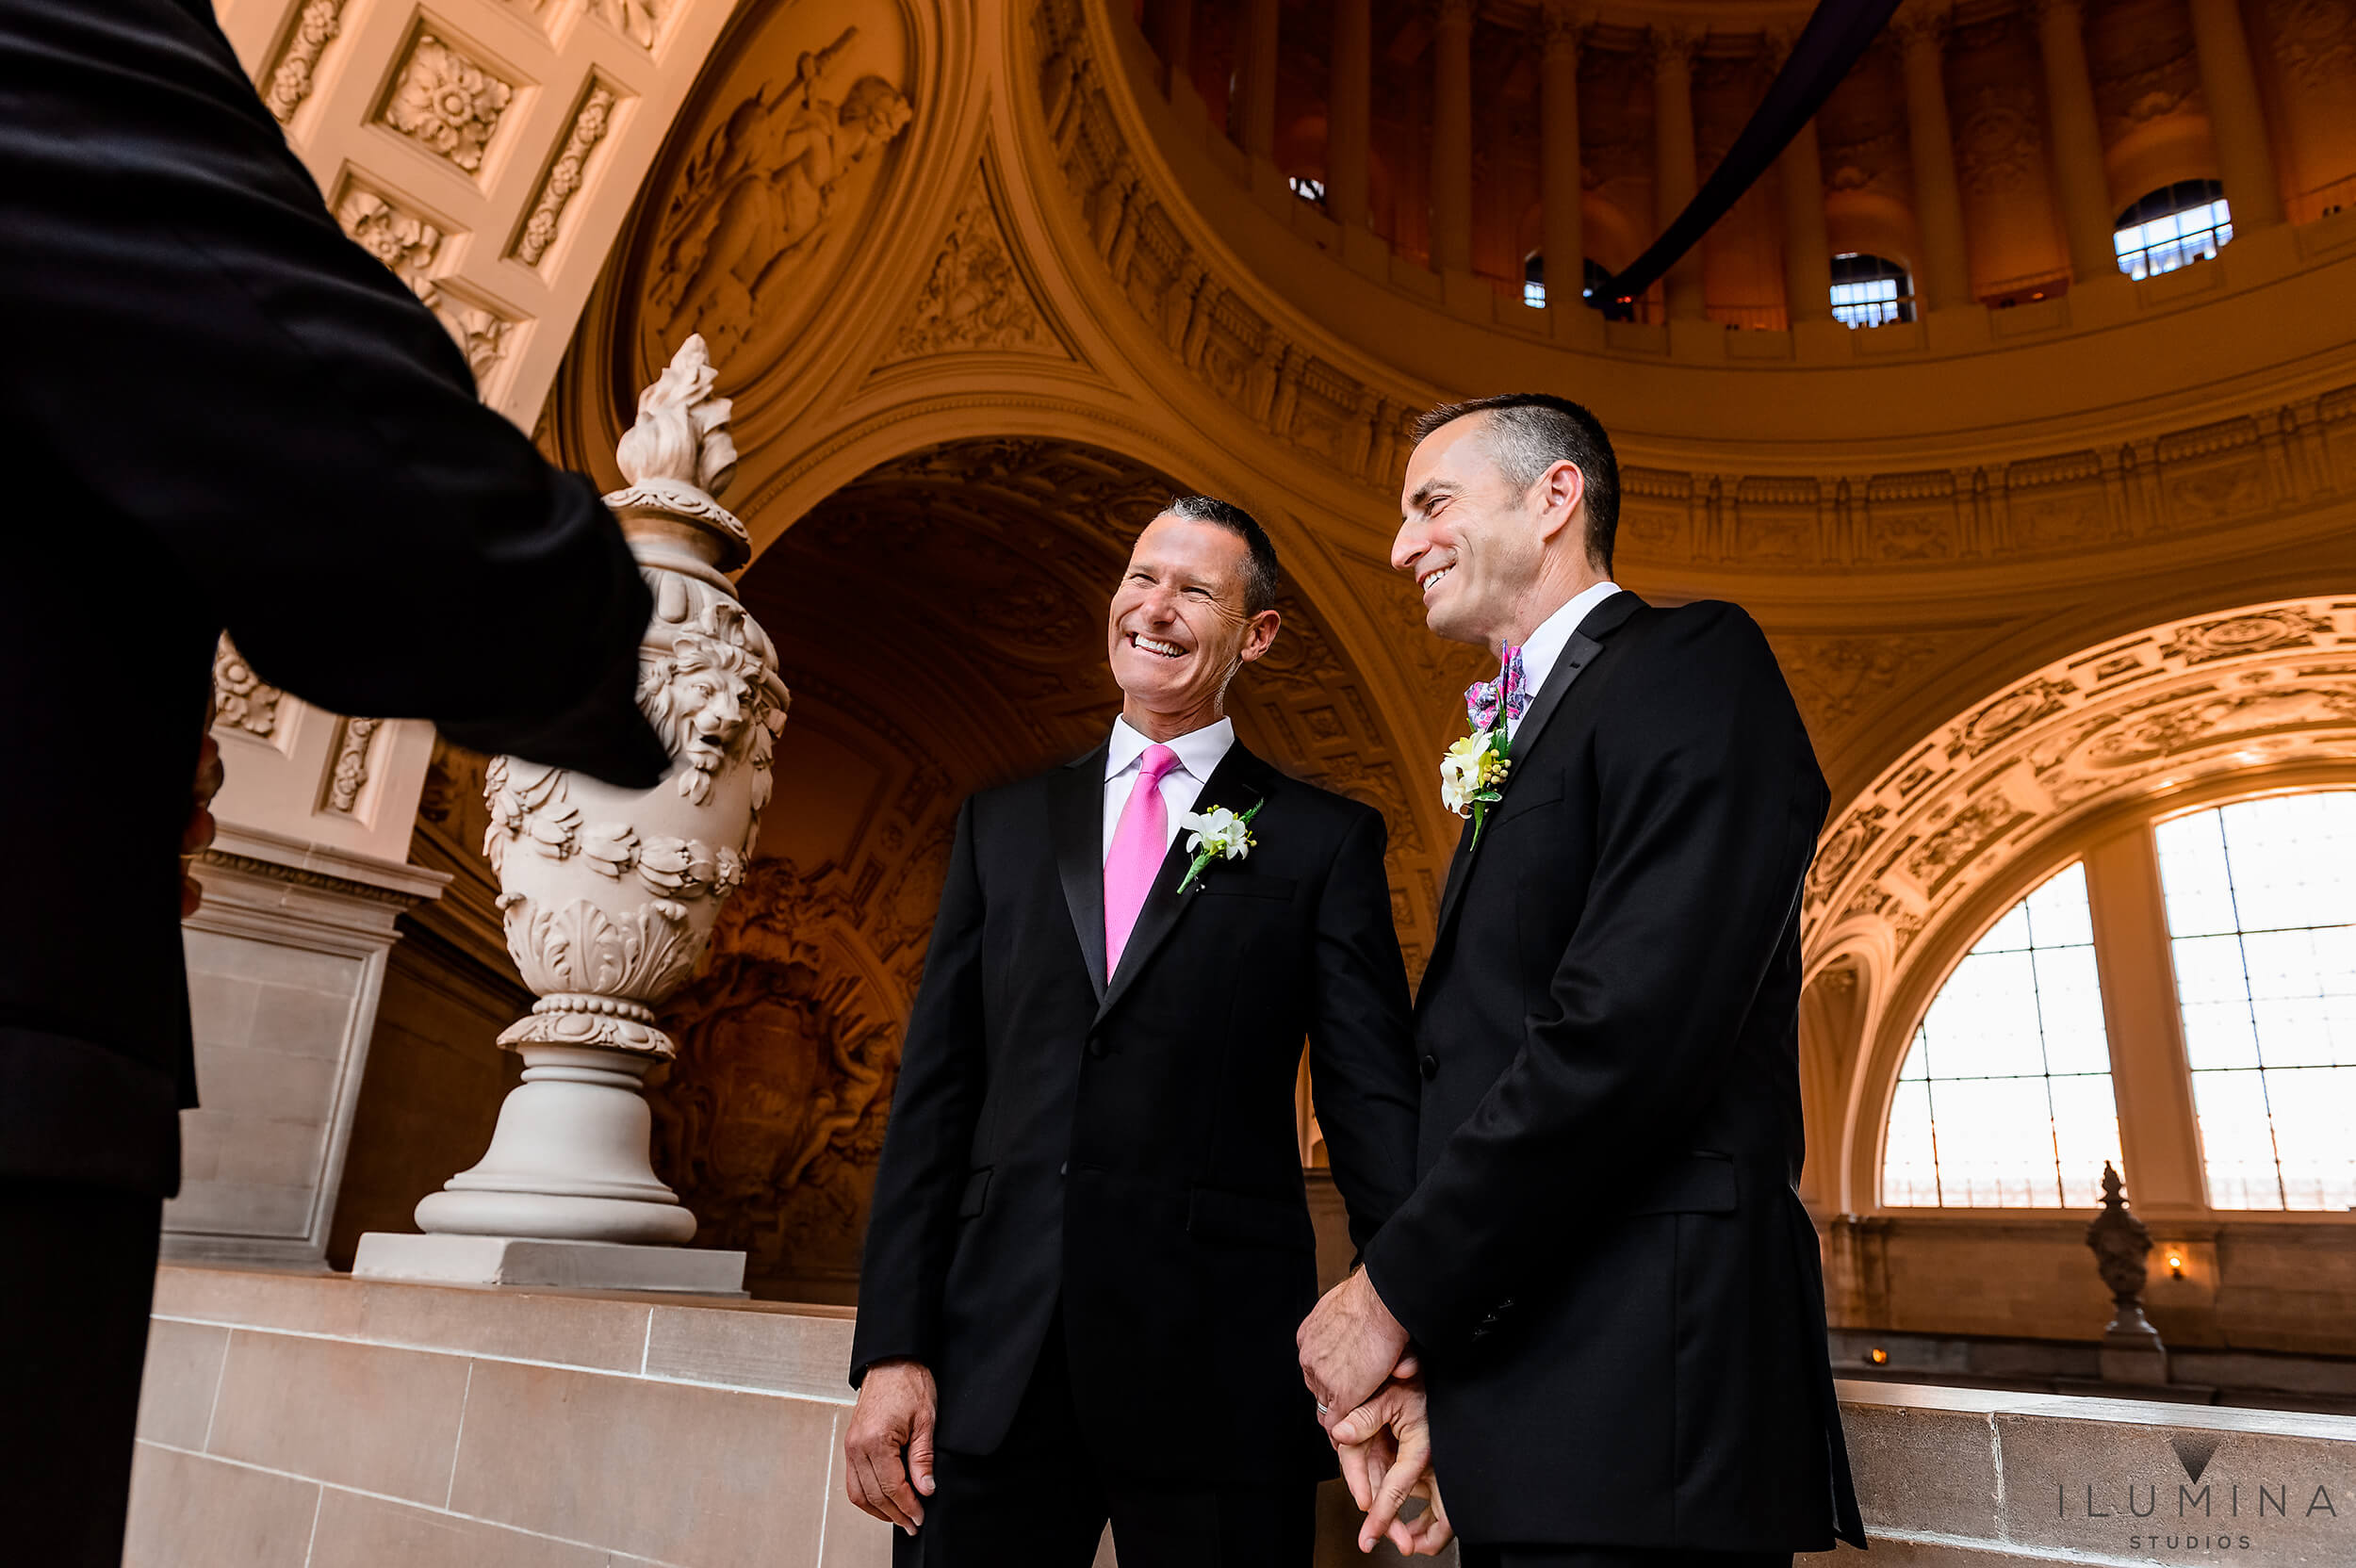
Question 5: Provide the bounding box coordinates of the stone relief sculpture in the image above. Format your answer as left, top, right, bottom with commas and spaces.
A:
412, 335, 788, 1247
647, 27, 913, 357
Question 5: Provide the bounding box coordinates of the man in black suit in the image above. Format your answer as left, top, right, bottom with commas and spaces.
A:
1298, 396, 1865, 1567
1, 1, 667, 1561
844, 498, 1421, 1566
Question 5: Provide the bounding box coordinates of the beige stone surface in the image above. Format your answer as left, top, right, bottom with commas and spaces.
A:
205, 1330, 471, 1505
821, 1430, 896, 1568
123, 1444, 319, 1568
644, 1298, 859, 1398
135, 1317, 229, 1450
306, 1488, 659, 1568
450, 1357, 838, 1568
1841, 1402, 2003, 1539
351, 1277, 657, 1373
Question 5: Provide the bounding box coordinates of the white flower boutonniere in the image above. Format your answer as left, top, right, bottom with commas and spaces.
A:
1439, 729, 1511, 845
1174, 800, 1264, 893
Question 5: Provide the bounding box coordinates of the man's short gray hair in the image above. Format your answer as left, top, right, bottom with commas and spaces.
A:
1158, 494, 1281, 616
1412, 394, 1620, 574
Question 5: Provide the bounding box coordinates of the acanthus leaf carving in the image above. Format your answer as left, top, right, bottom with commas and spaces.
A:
212, 636, 284, 738
883, 167, 1068, 364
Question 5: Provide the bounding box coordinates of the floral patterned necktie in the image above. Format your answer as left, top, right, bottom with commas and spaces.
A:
1464, 645, 1530, 731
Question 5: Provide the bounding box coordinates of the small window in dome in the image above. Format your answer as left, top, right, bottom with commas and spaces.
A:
1830, 253, 1914, 328
1288, 175, 1327, 210
1523, 253, 1546, 308
2114, 180, 2233, 280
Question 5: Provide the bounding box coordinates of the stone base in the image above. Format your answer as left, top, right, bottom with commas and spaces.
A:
352, 1232, 747, 1296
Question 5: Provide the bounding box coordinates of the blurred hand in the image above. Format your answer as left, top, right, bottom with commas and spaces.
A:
1297, 1266, 1409, 1427
181, 724, 224, 919
843, 1358, 938, 1534
1333, 1372, 1453, 1556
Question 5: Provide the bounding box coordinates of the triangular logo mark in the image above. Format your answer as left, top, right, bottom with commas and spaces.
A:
2171, 1434, 2221, 1484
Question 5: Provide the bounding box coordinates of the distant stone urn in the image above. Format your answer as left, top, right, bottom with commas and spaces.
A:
415, 336, 788, 1247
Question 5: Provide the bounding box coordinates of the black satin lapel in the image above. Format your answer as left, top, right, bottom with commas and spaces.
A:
1053, 750, 1110, 1004
1431, 811, 1481, 945
1502, 629, 1605, 771
1095, 747, 1272, 1027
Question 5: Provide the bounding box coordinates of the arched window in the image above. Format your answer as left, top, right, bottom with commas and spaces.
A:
1882, 863, 2122, 1207
1288, 174, 1328, 210
2114, 180, 2233, 280
1520, 255, 1618, 313
1830, 253, 1914, 329
2154, 792, 2356, 1210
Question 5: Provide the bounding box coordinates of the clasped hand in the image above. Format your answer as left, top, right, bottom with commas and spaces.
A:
1299, 1269, 1453, 1556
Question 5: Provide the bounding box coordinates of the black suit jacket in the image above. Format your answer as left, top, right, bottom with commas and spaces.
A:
0, 0, 666, 1197
850, 738, 1420, 1482
1362, 593, 1866, 1552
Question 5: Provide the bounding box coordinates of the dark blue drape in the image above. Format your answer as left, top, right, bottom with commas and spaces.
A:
1597, 0, 1907, 307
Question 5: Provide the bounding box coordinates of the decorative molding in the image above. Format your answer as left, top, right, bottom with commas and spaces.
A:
196, 845, 423, 908
336, 186, 445, 296
212, 637, 284, 738
1806, 597, 2356, 981
515, 83, 621, 267
381, 32, 515, 174
588, 0, 665, 50
882, 165, 1070, 364
322, 716, 384, 814
264, 0, 349, 122
424, 284, 518, 384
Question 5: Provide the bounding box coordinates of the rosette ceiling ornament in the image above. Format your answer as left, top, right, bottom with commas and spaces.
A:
415, 336, 790, 1248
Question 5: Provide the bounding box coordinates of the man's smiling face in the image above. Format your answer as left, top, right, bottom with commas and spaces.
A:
1391, 412, 1546, 649
1106, 514, 1274, 722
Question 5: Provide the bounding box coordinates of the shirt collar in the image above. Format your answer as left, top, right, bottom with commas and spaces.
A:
1106, 714, 1236, 781
1517, 580, 1622, 700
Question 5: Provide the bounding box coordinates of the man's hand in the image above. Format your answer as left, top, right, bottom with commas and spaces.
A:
1333, 1374, 1453, 1557
843, 1358, 938, 1534
181, 727, 224, 919
1297, 1266, 1410, 1426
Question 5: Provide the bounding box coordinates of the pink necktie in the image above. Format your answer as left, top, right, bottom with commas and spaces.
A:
1104, 744, 1182, 976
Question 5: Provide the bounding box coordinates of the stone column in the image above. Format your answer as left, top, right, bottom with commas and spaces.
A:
1432, 0, 1476, 274
1154, 0, 1193, 97
1330, 0, 1372, 226
2031, 0, 2121, 285
1649, 27, 1705, 320
1780, 117, 1835, 323
354, 336, 786, 1296
1540, 4, 1586, 314
1893, 9, 1973, 310
1238, 0, 1280, 158
2185, 0, 2283, 228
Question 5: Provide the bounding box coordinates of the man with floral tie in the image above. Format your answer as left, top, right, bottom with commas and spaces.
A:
844, 497, 1421, 1566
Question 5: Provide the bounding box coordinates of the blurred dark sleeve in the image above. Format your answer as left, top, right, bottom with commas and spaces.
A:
0, 0, 665, 788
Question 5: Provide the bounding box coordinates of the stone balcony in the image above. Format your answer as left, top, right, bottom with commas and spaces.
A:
127, 1264, 2356, 1567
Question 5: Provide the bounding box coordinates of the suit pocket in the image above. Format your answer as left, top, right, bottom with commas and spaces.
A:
1494, 785, 1565, 827
957, 1167, 992, 1218
1195, 874, 1298, 901
1626, 1152, 1738, 1215
1186, 1185, 1316, 1250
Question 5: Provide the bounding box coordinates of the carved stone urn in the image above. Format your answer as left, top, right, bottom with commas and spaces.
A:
413, 335, 787, 1248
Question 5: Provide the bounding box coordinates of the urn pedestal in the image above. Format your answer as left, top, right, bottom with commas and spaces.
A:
356, 337, 783, 1296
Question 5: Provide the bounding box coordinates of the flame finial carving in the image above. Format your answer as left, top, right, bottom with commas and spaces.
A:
615, 334, 737, 499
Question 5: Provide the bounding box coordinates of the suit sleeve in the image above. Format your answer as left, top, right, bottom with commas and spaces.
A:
1362, 604, 1828, 1348
1305, 807, 1423, 1255
849, 796, 990, 1384
0, 0, 664, 788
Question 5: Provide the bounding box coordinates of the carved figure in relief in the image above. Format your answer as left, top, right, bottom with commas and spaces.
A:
649, 28, 912, 355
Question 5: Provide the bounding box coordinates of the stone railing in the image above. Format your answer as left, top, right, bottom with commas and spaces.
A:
123, 1265, 2356, 1568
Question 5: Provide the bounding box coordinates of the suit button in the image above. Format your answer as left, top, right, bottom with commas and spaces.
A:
1418, 1054, 1439, 1080
1059, 1162, 1068, 1177
1086, 1039, 1107, 1058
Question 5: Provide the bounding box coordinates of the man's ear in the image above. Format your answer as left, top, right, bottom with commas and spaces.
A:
1532, 459, 1587, 547
1236, 608, 1283, 664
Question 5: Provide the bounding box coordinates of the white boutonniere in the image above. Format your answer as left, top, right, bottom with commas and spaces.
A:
1174, 800, 1264, 893
1439, 728, 1511, 845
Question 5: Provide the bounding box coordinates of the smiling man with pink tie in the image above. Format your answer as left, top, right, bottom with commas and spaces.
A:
844, 496, 1421, 1567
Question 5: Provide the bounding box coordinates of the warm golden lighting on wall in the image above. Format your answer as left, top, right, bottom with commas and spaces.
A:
2168, 1252, 2186, 1281
1868, 1347, 1890, 1365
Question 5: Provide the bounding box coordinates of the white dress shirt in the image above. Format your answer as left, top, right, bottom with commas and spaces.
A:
1507, 580, 1622, 742
1102, 715, 1236, 860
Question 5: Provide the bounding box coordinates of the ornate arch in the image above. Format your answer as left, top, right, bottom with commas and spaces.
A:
1804, 596, 2356, 1214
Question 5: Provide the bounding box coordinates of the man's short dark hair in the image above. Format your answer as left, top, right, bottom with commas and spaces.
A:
1159, 495, 1281, 616
1412, 394, 1620, 575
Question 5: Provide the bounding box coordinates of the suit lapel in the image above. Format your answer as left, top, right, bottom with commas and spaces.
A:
1094, 743, 1276, 1029
1430, 591, 1646, 944
1052, 745, 1111, 1004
